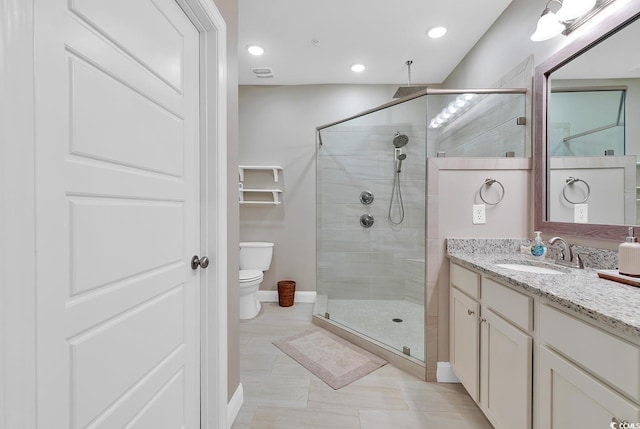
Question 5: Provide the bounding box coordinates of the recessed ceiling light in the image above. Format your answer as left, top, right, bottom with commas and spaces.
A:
427, 26, 447, 39
351, 64, 366, 73
247, 45, 264, 56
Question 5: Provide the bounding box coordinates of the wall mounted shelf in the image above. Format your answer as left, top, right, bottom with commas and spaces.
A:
238, 165, 282, 182
238, 165, 284, 205
239, 189, 283, 205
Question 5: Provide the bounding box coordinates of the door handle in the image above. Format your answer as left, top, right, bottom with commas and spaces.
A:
191, 255, 210, 270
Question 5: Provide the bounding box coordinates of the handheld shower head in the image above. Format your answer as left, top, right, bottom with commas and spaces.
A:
393, 132, 409, 148
396, 153, 407, 172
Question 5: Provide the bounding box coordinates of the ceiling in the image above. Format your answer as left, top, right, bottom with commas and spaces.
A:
238, 0, 513, 86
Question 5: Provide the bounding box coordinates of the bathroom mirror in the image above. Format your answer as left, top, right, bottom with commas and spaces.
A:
534, 0, 640, 240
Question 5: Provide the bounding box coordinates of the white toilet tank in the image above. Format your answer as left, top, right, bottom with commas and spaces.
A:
239, 242, 274, 271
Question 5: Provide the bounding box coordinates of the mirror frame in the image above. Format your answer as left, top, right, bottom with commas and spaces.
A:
534, 0, 640, 240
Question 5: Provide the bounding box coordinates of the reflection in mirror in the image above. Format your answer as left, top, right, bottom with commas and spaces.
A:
534, 1, 640, 240
548, 87, 635, 225
549, 89, 625, 157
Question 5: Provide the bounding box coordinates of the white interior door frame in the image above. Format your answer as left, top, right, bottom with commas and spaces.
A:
176, 1, 229, 428
0, 0, 228, 427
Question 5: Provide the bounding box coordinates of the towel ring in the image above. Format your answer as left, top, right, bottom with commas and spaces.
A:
562, 177, 590, 204
479, 178, 505, 206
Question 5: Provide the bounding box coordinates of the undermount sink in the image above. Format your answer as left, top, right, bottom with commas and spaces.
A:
495, 263, 565, 275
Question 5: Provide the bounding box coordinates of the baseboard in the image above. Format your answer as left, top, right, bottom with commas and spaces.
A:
436, 362, 460, 383
227, 383, 243, 429
256, 290, 317, 303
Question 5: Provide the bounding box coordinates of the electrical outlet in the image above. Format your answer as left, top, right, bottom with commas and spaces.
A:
472, 204, 486, 224
574, 204, 588, 223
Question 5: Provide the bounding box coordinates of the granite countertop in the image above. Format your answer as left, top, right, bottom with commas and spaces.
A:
447, 239, 640, 338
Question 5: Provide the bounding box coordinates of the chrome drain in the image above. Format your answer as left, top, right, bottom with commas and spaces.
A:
392, 318, 403, 323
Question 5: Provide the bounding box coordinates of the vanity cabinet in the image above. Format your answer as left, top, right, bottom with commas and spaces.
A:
450, 264, 532, 429
450, 260, 640, 429
450, 287, 480, 401
480, 307, 532, 429
538, 304, 640, 427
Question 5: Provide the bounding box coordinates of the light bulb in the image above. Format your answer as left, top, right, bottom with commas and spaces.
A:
531, 8, 565, 41
455, 97, 467, 107
556, 0, 596, 21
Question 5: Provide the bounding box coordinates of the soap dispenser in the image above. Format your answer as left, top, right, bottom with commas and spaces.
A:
530, 231, 547, 259
619, 227, 640, 277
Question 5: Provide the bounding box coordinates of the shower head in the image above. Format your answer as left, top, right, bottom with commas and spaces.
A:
392, 60, 427, 99
396, 153, 407, 173
393, 132, 409, 148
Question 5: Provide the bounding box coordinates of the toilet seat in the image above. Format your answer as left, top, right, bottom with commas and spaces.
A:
239, 269, 263, 283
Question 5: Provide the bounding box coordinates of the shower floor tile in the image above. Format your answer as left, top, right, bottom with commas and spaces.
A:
326, 299, 425, 362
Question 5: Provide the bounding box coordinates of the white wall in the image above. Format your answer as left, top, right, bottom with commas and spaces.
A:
238, 84, 398, 292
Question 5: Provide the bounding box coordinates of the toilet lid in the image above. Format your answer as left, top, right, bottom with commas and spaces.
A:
239, 269, 263, 282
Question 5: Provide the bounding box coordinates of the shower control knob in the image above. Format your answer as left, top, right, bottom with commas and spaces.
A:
191, 255, 210, 270
359, 190, 374, 205
360, 213, 374, 228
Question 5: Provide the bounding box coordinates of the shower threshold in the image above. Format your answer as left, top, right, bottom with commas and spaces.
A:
313, 297, 426, 380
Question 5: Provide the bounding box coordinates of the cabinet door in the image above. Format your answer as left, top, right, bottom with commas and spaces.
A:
450, 287, 480, 401
480, 308, 532, 429
538, 346, 640, 428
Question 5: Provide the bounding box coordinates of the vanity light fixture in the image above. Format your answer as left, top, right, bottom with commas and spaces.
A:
247, 45, 264, 56
556, 0, 597, 20
531, 0, 612, 42
351, 64, 366, 73
531, 0, 566, 41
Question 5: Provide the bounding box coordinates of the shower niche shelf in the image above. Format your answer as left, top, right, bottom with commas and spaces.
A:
238, 165, 283, 205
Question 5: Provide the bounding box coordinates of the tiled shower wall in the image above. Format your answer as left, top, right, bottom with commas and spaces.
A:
317, 125, 426, 305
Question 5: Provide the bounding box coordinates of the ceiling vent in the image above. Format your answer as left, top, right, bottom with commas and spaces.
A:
251, 67, 274, 78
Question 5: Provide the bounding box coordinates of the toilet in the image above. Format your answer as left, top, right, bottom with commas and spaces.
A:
239, 241, 274, 320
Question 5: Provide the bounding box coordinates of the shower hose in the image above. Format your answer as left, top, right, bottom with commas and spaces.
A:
388, 168, 405, 225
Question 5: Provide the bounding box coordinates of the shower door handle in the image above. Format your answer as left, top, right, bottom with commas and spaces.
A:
191, 255, 210, 270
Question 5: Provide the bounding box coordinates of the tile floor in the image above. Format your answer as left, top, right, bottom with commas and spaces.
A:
231, 302, 493, 429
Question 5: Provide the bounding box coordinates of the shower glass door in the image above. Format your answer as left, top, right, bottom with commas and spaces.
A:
316, 97, 427, 362
315, 89, 527, 364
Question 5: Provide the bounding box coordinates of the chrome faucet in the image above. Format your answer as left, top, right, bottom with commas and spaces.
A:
549, 236, 584, 269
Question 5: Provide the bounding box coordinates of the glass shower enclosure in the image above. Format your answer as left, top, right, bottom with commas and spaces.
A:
314, 89, 527, 370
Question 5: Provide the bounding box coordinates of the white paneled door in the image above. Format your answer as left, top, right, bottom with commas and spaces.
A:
34, 0, 201, 427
